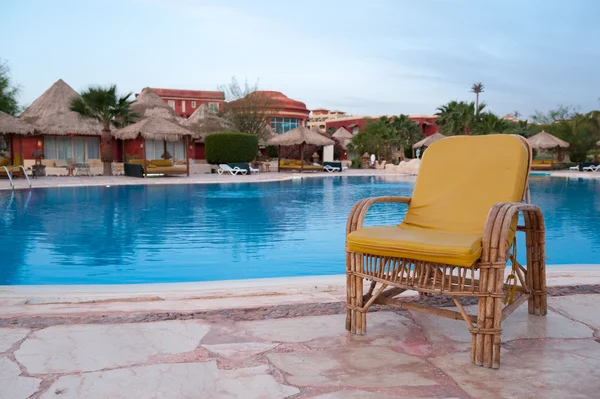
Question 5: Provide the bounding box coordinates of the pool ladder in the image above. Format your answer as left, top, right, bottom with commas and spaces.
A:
2, 166, 31, 190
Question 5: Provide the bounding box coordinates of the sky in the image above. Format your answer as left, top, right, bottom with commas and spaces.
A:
1, 0, 599, 118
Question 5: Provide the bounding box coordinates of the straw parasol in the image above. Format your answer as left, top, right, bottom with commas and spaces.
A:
268, 125, 334, 172
0, 111, 35, 135
332, 127, 353, 148
19, 79, 103, 135
412, 132, 446, 158
131, 87, 184, 124
183, 104, 230, 141
526, 130, 569, 149
113, 116, 194, 142
413, 133, 446, 149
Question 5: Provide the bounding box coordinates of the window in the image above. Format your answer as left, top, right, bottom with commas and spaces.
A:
44, 136, 100, 161
270, 117, 300, 134
144, 139, 186, 160
208, 102, 219, 113
181, 101, 186, 112
191, 101, 197, 108
168, 100, 175, 109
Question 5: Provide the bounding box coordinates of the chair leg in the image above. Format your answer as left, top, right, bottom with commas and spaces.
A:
527, 236, 547, 316
472, 267, 503, 368
346, 253, 366, 335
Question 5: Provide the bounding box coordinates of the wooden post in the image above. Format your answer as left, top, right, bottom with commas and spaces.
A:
19, 135, 23, 166
300, 142, 304, 173
142, 138, 147, 178
277, 145, 280, 173
185, 136, 190, 176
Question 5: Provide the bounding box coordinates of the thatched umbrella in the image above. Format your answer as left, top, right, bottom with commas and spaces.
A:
131, 87, 184, 124
527, 130, 569, 149
113, 116, 195, 176
0, 111, 36, 165
412, 132, 446, 158
20, 79, 103, 136
527, 130, 569, 162
268, 125, 334, 172
332, 127, 353, 148
183, 104, 230, 141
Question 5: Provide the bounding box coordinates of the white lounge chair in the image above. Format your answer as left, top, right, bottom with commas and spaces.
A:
323, 165, 341, 173
569, 165, 580, 171
583, 165, 600, 172
249, 166, 260, 174
217, 164, 247, 175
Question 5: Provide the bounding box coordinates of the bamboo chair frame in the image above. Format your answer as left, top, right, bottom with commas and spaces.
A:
345, 137, 546, 369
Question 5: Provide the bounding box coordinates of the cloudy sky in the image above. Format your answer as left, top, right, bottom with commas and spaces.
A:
2, 0, 598, 117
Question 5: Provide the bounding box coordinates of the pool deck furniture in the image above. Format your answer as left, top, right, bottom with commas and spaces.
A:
217, 164, 247, 175
278, 159, 323, 172
345, 135, 546, 369
125, 159, 188, 177
583, 164, 600, 172
249, 165, 260, 174
531, 159, 558, 170
323, 161, 343, 173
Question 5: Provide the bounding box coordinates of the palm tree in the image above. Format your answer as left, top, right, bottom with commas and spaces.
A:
435, 100, 485, 135
470, 82, 485, 114
70, 85, 138, 176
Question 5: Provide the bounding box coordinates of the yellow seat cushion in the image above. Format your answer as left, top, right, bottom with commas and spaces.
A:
348, 225, 482, 267
348, 135, 530, 267
0, 157, 10, 167
151, 159, 172, 167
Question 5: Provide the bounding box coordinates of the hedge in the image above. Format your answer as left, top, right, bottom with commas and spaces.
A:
205, 132, 258, 164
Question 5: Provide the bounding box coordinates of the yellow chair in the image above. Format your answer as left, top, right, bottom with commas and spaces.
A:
345, 135, 546, 369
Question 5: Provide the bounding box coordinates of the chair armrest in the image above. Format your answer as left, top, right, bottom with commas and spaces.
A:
346, 196, 411, 234
481, 202, 545, 264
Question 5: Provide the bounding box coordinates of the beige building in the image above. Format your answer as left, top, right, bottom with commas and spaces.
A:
307, 108, 348, 133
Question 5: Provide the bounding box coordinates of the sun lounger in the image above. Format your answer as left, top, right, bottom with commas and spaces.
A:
217, 164, 247, 175
249, 166, 260, 174
583, 164, 600, 172
345, 135, 546, 369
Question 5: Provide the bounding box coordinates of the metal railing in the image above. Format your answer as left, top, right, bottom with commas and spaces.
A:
2, 165, 32, 190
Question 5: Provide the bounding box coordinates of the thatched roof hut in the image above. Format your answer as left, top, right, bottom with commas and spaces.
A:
19, 79, 103, 135
113, 116, 194, 142
268, 126, 334, 173
413, 133, 446, 149
527, 131, 569, 149
0, 111, 35, 135
131, 88, 183, 123
332, 127, 353, 148
183, 104, 230, 141
268, 125, 334, 147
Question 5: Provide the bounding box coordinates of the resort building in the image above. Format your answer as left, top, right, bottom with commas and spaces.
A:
307, 109, 348, 133
325, 114, 440, 136
227, 91, 310, 134
149, 88, 225, 118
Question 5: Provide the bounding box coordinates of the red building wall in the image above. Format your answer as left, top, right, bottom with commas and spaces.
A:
149, 88, 226, 118
325, 116, 439, 136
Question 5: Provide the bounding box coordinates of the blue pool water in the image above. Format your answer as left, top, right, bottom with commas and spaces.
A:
0, 176, 599, 285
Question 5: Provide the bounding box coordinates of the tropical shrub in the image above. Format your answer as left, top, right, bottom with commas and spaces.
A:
351, 157, 362, 169
205, 132, 258, 164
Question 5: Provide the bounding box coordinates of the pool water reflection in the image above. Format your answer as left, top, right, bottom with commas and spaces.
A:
0, 176, 598, 285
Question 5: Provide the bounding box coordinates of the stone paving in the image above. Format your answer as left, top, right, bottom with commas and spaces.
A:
1, 280, 599, 398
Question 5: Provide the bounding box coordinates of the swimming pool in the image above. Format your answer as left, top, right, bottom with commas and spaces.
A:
1, 176, 598, 285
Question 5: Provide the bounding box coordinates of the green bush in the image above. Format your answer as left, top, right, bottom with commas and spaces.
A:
266, 145, 279, 158
205, 132, 258, 164
351, 157, 362, 169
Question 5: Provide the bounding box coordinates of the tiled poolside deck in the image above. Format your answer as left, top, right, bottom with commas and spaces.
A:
1, 269, 599, 399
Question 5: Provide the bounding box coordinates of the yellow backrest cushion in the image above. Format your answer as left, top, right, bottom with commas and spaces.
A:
403, 135, 530, 234
151, 160, 172, 167
0, 157, 10, 167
